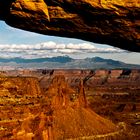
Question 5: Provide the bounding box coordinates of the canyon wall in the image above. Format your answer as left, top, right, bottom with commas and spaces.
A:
0, 75, 119, 140
36, 69, 140, 88
4, 69, 140, 92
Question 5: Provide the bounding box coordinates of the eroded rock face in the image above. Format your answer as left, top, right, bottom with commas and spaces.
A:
36, 69, 140, 96
0, 0, 140, 52
0, 76, 119, 140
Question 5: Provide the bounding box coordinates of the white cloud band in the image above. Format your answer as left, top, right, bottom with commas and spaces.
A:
0, 41, 124, 59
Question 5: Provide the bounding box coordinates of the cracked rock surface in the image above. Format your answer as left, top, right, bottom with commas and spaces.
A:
0, 0, 140, 52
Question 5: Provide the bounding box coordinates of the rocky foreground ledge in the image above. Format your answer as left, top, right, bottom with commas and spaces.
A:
0, 0, 140, 52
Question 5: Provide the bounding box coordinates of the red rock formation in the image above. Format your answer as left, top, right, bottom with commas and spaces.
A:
36, 69, 140, 95
0, 0, 140, 51
78, 79, 88, 107
110, 70, 123, 78
9, 75, 118, 140
40, 75, 118, 139
1, 71, 140, 139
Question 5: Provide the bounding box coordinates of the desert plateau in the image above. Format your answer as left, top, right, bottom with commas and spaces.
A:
0, 0, 139, 139
0, 69, 140, 140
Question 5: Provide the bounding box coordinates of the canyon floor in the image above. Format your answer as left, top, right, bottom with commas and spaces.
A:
0, 69, 140, 140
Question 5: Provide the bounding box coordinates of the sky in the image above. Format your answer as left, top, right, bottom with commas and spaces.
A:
0, 21, 140, 65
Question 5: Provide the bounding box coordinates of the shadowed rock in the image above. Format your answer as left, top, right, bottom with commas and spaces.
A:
0, 0, 140, 52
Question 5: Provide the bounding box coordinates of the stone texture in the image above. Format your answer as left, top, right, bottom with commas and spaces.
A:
0, 75, 118, 140
0, 0, 140, 52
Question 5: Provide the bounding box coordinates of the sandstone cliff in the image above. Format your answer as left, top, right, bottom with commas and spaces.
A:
0, 76, 119, 140
0, 0, 140, 52
32, 76, 118, 140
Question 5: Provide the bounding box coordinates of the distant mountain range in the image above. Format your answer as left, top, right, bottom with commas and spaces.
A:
0, 56, 140, 69
0, 56, 73, 63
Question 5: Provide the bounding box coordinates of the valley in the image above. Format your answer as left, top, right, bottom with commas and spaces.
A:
0, 69, 140, 140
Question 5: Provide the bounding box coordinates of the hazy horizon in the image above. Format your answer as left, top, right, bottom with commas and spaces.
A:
0, 21, 140, 65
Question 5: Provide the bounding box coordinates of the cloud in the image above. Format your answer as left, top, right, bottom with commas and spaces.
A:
0, 41, 125, 59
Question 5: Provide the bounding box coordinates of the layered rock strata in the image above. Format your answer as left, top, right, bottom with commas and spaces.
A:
0, 76, 119, 140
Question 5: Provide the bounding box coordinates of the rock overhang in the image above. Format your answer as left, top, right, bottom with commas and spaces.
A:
0, 0, 140, 52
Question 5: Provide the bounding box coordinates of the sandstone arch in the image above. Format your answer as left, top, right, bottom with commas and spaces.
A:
0, 0, 139, 52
